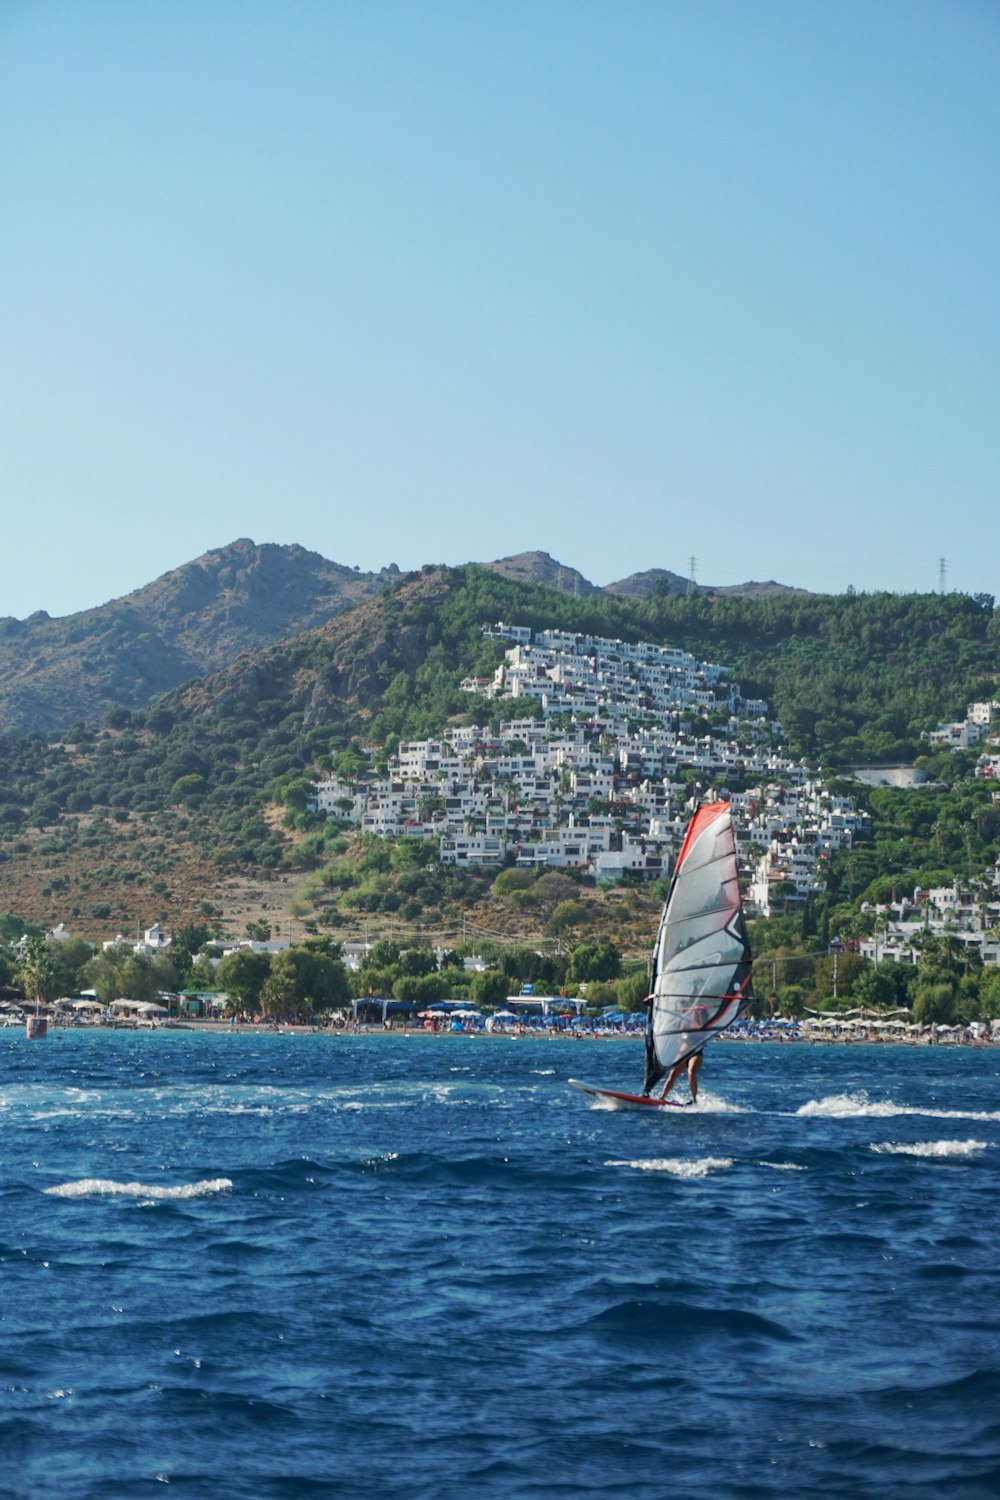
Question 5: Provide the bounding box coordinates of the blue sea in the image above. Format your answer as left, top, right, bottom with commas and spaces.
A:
2, 1031, 999, 1500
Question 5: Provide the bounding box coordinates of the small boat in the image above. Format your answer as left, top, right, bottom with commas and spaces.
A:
26, 1012, 48, 1039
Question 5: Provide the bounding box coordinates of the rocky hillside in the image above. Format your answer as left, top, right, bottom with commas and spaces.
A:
0, 539, 809, 737
0, 540, 395, 735
487, 552, 807, 602
483, 551, 601, 596
0, 566, 995, 945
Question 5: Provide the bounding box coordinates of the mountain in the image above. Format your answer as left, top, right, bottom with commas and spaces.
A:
483, 553, 808, 601
482, 551, 601, 596
603, 567, 693, 598
0, 565, 995, 943
0, 540, 394, 736
0, 535, 849, 739
603, 568, 810, 600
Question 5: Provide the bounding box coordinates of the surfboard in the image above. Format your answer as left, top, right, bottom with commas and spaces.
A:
568, 1078, 689, 1110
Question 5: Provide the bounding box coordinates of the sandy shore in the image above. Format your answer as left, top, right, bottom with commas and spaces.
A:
65, 1018, 993, 1048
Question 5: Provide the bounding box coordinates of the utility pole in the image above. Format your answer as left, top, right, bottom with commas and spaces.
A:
687, 556, 697, 596
829, 937, 842, 1000
938, 556, 947, 593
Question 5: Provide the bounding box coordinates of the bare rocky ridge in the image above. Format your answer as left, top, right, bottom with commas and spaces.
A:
486, 553, 808, 602
0, 539, 807, 737
482, 551, 601, 596
0, 540, 394, 736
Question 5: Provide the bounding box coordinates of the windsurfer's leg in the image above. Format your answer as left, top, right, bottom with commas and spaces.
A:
688, 1053, 703, 1103
660, 1061, 683, 1099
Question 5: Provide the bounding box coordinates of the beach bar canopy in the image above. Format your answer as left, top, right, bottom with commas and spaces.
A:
506, 996, 586, 1016
351, 998, 418, 1023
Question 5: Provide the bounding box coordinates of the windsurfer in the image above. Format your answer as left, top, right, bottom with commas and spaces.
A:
660, 1050, 702, 1103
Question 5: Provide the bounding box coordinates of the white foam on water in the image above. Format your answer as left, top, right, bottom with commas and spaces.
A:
796, 1092, 1000, 1122
758, 1161, 807, 1171
45, 1177, 233, 1199
868, 1140, 989, 1160
605, 1156, 735, 1179
29, 1108, 135, 1121
689, 1090, 746, 1114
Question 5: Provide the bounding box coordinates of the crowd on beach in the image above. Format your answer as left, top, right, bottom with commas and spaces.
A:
5, 1001, 995, 1048
214, 1013, 994, 1046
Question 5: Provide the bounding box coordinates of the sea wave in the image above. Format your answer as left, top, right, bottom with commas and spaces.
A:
605, 1156, 735, 1178
692, 1090, 746, 1113
868, 1140, 988, 1159
44, 1177, 233, 1199
796, 1092, 1000, 1122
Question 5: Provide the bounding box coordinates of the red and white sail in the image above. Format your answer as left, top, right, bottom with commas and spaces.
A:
643, 801, 753, 1093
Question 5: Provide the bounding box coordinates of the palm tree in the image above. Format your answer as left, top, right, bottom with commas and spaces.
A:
17, 936, 57, 1035
16, 936, 56, 1009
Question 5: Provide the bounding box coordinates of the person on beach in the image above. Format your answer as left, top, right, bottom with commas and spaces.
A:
660, 1049, 703, 1103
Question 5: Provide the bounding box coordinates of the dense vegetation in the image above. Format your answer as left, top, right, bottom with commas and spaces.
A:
0, 567, 997, 1018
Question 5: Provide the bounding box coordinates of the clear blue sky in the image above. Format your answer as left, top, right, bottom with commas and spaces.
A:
2, 1, 997, 618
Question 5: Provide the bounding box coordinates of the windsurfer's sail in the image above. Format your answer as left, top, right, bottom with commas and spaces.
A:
643, 800, 753, 1094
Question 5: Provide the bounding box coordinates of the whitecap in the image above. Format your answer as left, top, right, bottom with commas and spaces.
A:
796, 1092, 1000, 1122
758, 1161, 807, 1171
689, 1091, 746, 1114
868, 1140, 988, 1160
45, 1177, 233, 1199
605, 1156, 734, 1179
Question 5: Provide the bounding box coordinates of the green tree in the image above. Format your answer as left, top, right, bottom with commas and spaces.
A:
361, 939, 401, 973
49, 937, 95, 996
84, 947, 132, 1003
399, 946, 438, 978
976, 968, 1000, 1020
171, 925, 212, 985
270, 947, 350, 1016
216, 949, 272, 1010
121, 954, 157, 1003
912, 982, 957, 1026
170, 774, 207, 803
566, 939, 621, 985
393, 971, 445, 1004
492, 869, 536, 898
613, 970, 650, 1012
150, 953, 179, 994
545, 900, 588, 937
470, 970, 510, 1008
